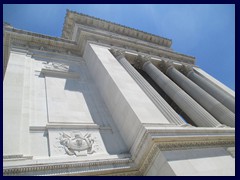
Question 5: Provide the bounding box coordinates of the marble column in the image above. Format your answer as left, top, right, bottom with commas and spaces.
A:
185, 66, 235, 113
111, 50, 187, 126
165, 63, 235, 127
142, 61, 224, 128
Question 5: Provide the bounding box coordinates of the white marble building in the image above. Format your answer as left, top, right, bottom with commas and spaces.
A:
3, 10, 235, 176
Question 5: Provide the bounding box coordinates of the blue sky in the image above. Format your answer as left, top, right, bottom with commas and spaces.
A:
3, 4, 235, 90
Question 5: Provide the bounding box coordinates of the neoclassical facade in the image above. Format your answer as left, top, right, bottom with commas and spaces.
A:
3, 10, 235, 176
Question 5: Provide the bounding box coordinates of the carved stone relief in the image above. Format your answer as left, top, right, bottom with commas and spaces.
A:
55, 132, 98, 156
44, 62, 69, 72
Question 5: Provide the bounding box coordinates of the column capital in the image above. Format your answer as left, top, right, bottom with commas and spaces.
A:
162, 60, 174, 74
181, 65, 194, 76
138, 54, 151, 61
110, 48, 125, 60
135, 54, 151, 69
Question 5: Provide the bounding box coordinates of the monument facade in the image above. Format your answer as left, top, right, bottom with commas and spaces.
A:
3, 10, 235, 176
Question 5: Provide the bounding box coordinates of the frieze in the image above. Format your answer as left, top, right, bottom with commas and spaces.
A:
157, 140, 235, 151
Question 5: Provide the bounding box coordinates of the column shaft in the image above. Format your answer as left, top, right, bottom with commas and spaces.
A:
166, 66, 235, 127
187, 70, 235, 113
143, 61, 223, 127
115, 55, 187, 126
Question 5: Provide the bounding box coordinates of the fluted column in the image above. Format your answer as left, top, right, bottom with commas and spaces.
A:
165, 63, 235, 127
185, 66, 235, 113
111, 50, 187, 126
142, 61, 224, 128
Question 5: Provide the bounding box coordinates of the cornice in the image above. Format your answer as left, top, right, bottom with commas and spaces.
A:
60, 10, 195, 64
85, 39, 195, 65
3, 13, 195, 66
62, 9, 172, 48
6, 26, 74, 44
3, 32, 80, 79
3, 157, 134, 176
131, 126, 234, 175
4, 27, 80, 56
138, 138, 235, 175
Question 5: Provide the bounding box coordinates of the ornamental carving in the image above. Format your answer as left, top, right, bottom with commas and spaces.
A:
135, 54, 151, 69
44, 62, 69, 72
58, 132, 95, 156
110, 48, 125, 59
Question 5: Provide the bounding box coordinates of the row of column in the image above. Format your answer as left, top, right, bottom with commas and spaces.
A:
143, 61, 224, 127
111, 49, 235, 128
111, 49, 188, 126
164, 62, 235, 127
185, 66, 235, 113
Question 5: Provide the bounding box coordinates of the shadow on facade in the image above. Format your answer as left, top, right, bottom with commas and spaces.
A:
34, 55, 128, 155
33, 56, 128, 155
64, 77, 129, 155
136, 68, 197, 126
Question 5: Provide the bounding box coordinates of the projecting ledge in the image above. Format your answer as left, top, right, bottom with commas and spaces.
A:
130, 126, 234, 176
29, 123, 112, 131
41, 68, 80, 79
148, 127, 235, 148
146, 126, 235, 136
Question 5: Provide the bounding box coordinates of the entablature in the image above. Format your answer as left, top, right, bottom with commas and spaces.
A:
4, 26, 80, 57
62, 10, 172, 48
72, 24, 195, 64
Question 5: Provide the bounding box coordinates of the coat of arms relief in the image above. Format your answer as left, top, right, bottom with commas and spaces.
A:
56, 132, 98, 156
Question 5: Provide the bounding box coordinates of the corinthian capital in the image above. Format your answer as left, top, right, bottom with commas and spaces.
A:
135, 54, 151, 69
110, 48, 125, 60
162, 60, 174, 73
181, 65, 194, 76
